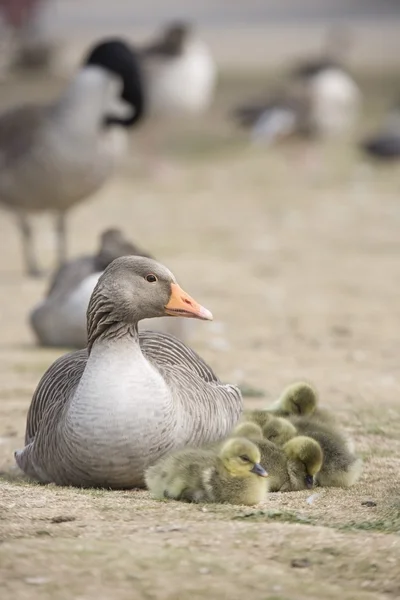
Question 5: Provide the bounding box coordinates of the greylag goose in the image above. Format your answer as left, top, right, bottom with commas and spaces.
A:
0, 37, 144, 276
145, 437, 268, 505
30, 228, 189, 348
16, 256, 242, 488
141, 21, 216, 118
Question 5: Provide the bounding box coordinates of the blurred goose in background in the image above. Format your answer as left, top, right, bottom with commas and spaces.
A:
0, 37, 145, 276
16, 256, 242, 488
360, 103, 400, 162
288, 26, 361, 137
233, 27, 360, 146
141, 21, 216, 118
30, 228, 189, 348
139, 21, 217, 170
0, 0, 55, 73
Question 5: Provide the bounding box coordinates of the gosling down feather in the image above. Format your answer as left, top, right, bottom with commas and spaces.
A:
263, 415, 362, 488
232, 422, 322, 492
16, 257, 242, 488
145, 437, 268, 505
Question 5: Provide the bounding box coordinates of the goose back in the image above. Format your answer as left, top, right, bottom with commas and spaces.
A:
21, 331, 242, 487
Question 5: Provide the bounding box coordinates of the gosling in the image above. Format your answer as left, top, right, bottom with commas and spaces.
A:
232, 422, 322, 492
267, 381, 335, 424
262, 416, 362, 488
145, 437, 268, 505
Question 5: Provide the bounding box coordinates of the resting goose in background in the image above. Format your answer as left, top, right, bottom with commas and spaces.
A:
30, 228, 190, 348
141, 21, 216, 118
360, 103, 400, 162
233, 83, 313, 146
16, 257, 242, 488
0, 37, 145, 276
233, 27, 360, 146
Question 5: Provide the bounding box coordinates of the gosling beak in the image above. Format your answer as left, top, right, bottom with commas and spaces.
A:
250, 463, 269, 478
164, 283, 213, 321
305, 474, 314, 489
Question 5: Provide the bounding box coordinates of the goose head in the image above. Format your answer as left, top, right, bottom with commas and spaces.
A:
95, 228, 153, 271
145, 22, 192, 57
87, 256, 212, 349
83, 38, 145, 127
219, 438, 268, 479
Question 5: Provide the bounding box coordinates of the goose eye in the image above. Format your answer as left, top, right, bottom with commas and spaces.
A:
239, 455, 251, 463
145, 274, 158, 283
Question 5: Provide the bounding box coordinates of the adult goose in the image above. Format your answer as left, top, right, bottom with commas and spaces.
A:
16, 256, 242, 488
233, 29, 360, 145
0, 37, 144, 276
30, 228, 189, 348
141, 21, 216, 118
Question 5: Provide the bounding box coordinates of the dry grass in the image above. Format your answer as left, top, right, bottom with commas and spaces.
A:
0, 67, 400, 599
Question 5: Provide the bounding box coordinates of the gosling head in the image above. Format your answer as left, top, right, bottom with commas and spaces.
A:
219, 438, 268, 479
87, 256, 213, 348
279, 382, 318, 416
232, 422, 264, 441
262, 417, 297, 446
245, 410, 273, 429
95, 228, 153, 270
283, 436, 323, 489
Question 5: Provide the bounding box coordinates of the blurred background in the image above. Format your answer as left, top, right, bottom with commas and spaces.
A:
1, 4, 400, 595
0, 0, 400, 390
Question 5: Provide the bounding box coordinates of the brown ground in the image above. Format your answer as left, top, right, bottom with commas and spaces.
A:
0, 68, 399, 600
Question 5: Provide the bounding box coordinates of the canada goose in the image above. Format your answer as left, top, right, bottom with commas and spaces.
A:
262, 415, 362, 488
141, 21, 216, 118
233, 83, 314, 146
231, 422, 322, 492
145, 437, 268, 505
29, 228, 189, 348
233, 28, 360, 146
0, 37, 144, 276
15, 256, 242, 488
289, 26, 361, 137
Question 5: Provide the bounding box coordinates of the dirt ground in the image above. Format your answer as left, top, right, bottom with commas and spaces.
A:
0, 68, 399, 600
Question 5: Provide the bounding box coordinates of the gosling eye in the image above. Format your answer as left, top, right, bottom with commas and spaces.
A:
239, 455, 251, 463
145, 273, 158, 283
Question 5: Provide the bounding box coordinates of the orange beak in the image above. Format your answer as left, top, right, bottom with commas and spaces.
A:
164, 283, 213, 321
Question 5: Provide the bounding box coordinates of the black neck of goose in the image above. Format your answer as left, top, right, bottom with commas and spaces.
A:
86, 290, 139, 353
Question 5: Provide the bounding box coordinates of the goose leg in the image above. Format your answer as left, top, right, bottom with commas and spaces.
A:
16, 211, 42, 277
55, 211, 67, 267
